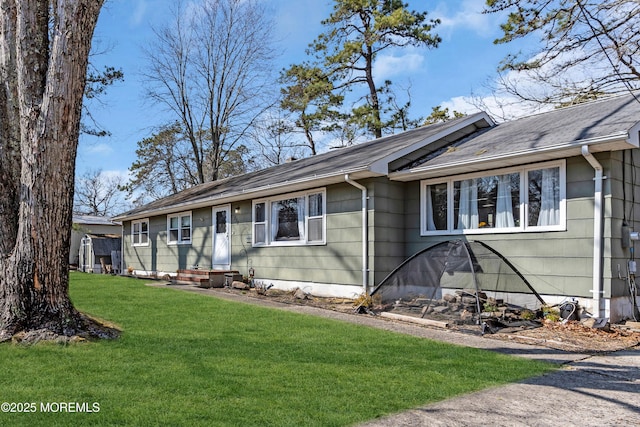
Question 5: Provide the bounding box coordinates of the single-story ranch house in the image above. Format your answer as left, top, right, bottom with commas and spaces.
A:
113, 93, 640, 322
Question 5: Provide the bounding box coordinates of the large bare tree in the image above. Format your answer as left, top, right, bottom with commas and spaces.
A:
74, 169, 128, 217
0, 0, 114, 341
141, 0, 276, 184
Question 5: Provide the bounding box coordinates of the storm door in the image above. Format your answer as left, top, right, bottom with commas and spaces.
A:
212, 205, 231, 270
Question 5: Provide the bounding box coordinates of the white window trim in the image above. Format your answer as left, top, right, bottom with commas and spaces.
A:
167, 211, 192, 245
131, 218, 150, 247
420, 160, 566, 236
252, 188, 326, 247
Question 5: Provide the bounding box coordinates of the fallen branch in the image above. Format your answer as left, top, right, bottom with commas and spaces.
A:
380, 312, 449, 329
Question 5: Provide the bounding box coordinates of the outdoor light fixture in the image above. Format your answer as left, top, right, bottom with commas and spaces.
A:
234, 206, 240, 214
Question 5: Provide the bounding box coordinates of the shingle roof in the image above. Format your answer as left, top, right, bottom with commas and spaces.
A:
394, 92, 640, 179
114, 93, 640, 221
114, 113, 492, 220
73, 215, 121, 226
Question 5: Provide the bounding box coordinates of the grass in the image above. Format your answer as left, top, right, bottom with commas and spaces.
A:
0, 273, 556, 426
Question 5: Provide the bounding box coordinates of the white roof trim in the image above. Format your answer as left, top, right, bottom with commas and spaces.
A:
113, 166, 373, 221
629, 121, 640, 147
389, 132, 635, 182
368, 112, 495, 174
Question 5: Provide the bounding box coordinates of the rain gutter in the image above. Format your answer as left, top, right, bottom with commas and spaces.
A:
345, 174, 369, 294
581, 145, 605, 318
113, 167, 371, 222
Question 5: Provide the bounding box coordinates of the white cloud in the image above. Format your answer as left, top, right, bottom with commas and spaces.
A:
85, 143, 114, 155
129, 0, 148, 27
439, 96, 481, 116
432, 0, 501, 39
101, 169, 131, 181
373, 52, 425, 80
441, 94, 548, 122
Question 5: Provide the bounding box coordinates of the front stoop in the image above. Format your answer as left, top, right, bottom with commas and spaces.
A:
173, 269, 240, 288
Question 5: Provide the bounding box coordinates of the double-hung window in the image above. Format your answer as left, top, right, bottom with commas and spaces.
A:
253, 189, 326, 246
132, 219, 149, 246
167, 212, 192, 244
422, 161, 565, 234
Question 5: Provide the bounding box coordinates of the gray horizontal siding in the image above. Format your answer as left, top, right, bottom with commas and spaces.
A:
120, 149, 640, 303
230, 182, 370, 287
369, 180, 406, 284
122, 207, 214, 273
401, 155, 604, 299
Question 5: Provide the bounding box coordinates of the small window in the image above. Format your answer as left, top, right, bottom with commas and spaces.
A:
215, 211, 227, 234
425, 183, 448, 231
272, 197, 302, 241
181, 215, 192, 241
528, 167, 560, 227
167, 212, 192, 244
453, 173, 520, 230
308, 193, 324, 242
254, 202, 266, 245
132, 219, 149, 246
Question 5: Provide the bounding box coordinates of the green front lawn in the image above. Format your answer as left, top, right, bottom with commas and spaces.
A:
0, 273, 555, 426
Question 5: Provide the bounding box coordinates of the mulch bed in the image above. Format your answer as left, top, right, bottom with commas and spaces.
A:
229, 287, 640, 353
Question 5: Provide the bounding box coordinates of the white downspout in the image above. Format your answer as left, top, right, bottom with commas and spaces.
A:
120, 224, 125, 276
581, 145, 605, 318
345, 174, 369, 294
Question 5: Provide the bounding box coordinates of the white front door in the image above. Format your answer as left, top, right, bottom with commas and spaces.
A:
212, 205, 231, 270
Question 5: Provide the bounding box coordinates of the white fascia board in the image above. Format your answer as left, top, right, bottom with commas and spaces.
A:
368, 112, 495, 174
389, 133, 633, 182
114, 166, 374, 222
628, 121, 640, 148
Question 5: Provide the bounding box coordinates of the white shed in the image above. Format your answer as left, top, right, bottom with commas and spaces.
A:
79, 233, 122, 274
70, 215, 121, 267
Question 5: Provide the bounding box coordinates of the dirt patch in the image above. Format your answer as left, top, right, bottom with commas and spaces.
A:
228, 287, 640, 354
2, 313, 122, 346
485, 320, 640, 353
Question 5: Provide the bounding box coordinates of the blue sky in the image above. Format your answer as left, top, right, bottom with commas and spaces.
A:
78, 0, 535, 182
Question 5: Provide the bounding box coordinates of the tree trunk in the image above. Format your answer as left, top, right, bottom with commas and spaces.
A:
364, 45, 382, 139
0, 0, 111, 342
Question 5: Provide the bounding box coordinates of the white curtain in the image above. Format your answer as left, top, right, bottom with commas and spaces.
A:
537, 168, 560, 226
457, 179, 478, 229
496, 175, 515, 228
426, 186, 436, 230
309, 194, 321, 216
271, 202, 280, 240
297, 196, 305, 241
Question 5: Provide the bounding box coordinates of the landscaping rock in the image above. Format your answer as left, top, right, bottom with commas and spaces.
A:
460, 309, 474, 322
448, 303, 461, 312
432, 306, 449, 314
443, 294, 457, 303
582, 317, 610, 331
293, 288, 308, 300
232, 281, 249, 290
461, 296, 477, 306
